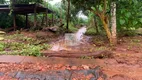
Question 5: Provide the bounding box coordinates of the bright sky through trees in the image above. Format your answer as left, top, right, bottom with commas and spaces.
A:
46, 0, 62, 5
47, 0, 88, 19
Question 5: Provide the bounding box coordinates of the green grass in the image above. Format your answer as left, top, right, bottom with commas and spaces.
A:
0, 33, 50, 57
86, 27, 96, 35
68, 24, 78, 32
68, 24, 97, 36
0, 31, 5, 40
136, 28, 142, 35
0, 41, 49, 56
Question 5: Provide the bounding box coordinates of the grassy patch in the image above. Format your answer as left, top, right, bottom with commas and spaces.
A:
0, 42, 49, 56
118, 30, 137, 37
85, 27, 96, 35
0, 31, 5, 40
0, 33, 50, 57
136, 28, 142, 35
95, 46, 108, 51
131, 39, 141, 43
69, 24, 78, 32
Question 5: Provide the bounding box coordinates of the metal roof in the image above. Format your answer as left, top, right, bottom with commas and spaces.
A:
0, 4, 53, 14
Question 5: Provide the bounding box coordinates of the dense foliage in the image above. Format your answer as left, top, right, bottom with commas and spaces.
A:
0, 13, 27, 29
117, 0, 142, 31
0, 0, 5, 4
0, 13, 13, 29
0, 0, 141, 35
69, 0, 142, 43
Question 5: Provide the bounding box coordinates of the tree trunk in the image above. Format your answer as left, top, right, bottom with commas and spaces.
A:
94, 17, 99, 34
41, 14, 45, 26
111, 2, 117, 45
90, 9, 112, 43
13, 14, 16, 31
25, 14, 28, 28
66, 0, 70, 32
34, 6, 37, 29
99, 14, 112, 43
52, 13, 54, 26
89, 1, 117, 45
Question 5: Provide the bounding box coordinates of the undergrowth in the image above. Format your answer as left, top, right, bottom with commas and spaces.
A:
0, 33, 50, 57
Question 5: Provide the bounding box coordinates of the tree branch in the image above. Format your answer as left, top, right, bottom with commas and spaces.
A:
89, 8, 100, 17
103, 0, 107, 13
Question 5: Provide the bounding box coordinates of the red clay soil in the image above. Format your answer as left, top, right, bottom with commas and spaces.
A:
1, 31, 142, 80
0, 53, 142, 80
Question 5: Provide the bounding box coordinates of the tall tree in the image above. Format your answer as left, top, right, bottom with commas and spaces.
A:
70, 0, 142, 44
111, 1, 117, 44
71, 0, 116, 44
66, 0, 70, 31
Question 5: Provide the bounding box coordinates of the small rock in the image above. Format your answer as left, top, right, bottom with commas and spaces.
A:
66, 65, 71, 70
60, 67, 65, 70
82, 65, 90, 69
32, 74, 42, 79
8, 72, 18, 77
71, 66, 77, 70
26, 74, 34, 79
0, 72, 4, 76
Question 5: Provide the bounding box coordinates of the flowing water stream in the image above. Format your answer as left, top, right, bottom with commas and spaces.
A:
50, 26, 87, 51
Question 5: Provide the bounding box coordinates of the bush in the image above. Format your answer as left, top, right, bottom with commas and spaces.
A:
0, 42, 49, 56
85, 27, 96, 35
0, 43, 5, 51
0, 12, 13, 29
0, 12, 26, 29
118, 30, 137, 36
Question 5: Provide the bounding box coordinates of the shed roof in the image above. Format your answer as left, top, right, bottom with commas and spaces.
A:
0, 4, 53, 14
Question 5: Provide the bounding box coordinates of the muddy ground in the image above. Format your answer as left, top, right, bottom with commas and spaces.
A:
0, 31, 142, 80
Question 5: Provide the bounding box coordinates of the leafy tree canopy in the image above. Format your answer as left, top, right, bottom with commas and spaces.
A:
0, 0, 6, 4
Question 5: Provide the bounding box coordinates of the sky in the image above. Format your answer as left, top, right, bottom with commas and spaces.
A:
77, 11, 88, 20
46, 0, 62, 5
46, 0, 88, 19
